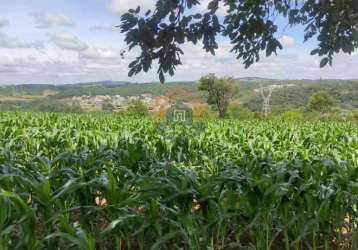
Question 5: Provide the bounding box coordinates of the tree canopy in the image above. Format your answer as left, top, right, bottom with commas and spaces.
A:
199, 74, 238, 118
119, 0, 358, 83
307, 90, 335, 112
127, 100, 149, 116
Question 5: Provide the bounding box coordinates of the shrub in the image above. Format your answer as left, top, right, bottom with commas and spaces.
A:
102, 101, 115, 113
280, 111, 304, 121
307, 90, 335, 112
127, 100, 149, 117
229, 106, 255, 120
347, 110, 358, 122
38, 101, 83, 113
152, 106, 167, 121
193, 105, 210, 120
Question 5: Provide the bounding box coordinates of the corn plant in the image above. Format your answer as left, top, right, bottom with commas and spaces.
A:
0, 111, 357, 249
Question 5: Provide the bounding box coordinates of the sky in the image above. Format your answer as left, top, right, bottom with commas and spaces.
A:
0, 0, 357, 85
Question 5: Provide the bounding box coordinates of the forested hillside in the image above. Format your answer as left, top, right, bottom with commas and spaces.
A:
0, 79, 357, 113
240, 80, 358, 111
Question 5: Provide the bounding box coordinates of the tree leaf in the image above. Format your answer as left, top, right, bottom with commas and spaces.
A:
320, 57, 329, 68
159, 71, 165, 84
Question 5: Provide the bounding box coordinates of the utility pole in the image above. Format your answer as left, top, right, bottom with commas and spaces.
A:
12, 85, 15, 96
260, 86, 273, 117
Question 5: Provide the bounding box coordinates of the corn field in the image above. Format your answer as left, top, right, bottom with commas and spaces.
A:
0, 112, 357, 250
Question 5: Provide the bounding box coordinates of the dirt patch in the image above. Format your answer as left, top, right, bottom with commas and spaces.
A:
42, 90, 58, 96
0, 95, 33, 101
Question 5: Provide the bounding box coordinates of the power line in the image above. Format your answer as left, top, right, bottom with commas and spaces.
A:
260, 86, 273, 117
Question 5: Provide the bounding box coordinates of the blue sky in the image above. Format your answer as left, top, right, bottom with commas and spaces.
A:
0, 0, 357, 85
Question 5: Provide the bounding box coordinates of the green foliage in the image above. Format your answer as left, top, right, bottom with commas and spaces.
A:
307, 90, 335, 112
0, 80, 357, 115
37, 102, 83, 113
228, 105, 255, 120
199, 74, 238, 118
120, 0, 358, 82
49, 82, 199, 100
0, 112, 357, 249
303, 111, 323, 121
241, 80, 357, 113
0, 84, 57, 96
126, 100, 149, 117
348, 110, 358, 122
0, 98, 84, 113
102, 101, 115, 113
280, 110, 304, 121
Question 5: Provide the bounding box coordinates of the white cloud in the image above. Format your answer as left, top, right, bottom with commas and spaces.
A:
0, 18, 9, 28
50, 32, 88, 51
1, 43, 358, 85
156, 41, 358, 81
0, 32, 43, 49
1, 1, 358, 85
79, 47, 120, 61
90, 25, 119, 33
107, 0, 156, 15
0, 53, 129, 84
31, 12, 74, 29
279, 35, 295, 47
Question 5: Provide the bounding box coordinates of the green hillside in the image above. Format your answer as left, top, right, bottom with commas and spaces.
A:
0, 79, 357, 113
239, 80, 358, 111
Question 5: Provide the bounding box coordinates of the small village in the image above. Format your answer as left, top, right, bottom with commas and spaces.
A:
71, 93, 174, 112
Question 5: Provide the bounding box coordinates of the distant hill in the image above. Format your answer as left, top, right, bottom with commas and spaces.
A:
0, 79, 357, 112
237, 79, 358, 111
226, 78, 357, 111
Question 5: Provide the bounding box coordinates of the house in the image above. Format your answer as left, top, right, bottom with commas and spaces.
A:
141, 93, 152, 98
71, 94, 170, 112
151, 95, 171, 112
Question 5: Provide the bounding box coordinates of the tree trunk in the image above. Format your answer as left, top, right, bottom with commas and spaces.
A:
218, 107, 226, 118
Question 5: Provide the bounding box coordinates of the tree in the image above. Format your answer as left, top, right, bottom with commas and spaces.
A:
199, 74, 238, 118
307, 90, 335, 112
119, 1, 358, 83
102, 101, 115, 113
229, 105, 255, 120
127, 100, 149, 117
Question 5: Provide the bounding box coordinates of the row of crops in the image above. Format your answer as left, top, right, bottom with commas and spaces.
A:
0, 112, 357, 249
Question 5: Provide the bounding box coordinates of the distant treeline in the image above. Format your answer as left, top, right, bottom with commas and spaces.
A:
0, 79, 357, 116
